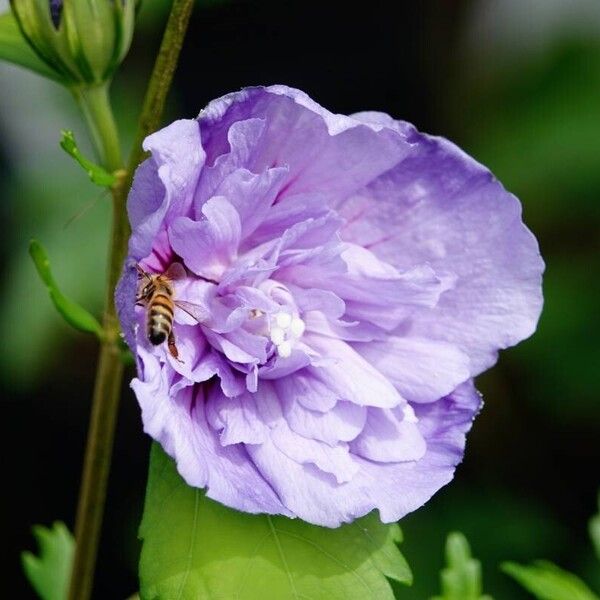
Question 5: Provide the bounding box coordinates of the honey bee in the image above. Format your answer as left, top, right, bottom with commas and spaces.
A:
135, 263, 208, 361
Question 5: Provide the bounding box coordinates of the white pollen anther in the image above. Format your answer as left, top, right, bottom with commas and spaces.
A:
277, 340, 292, 358
290, 316, 305, 338
275, 311, 292, 329
270, 327, 286, 345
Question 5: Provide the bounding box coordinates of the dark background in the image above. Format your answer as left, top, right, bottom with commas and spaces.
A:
1, 0, 599, 597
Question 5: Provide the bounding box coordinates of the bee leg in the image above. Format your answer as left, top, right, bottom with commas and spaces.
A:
167, 331, 184, 363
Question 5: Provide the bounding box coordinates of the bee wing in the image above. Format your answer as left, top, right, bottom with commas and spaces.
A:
164, 261, 187, 281
174, 300, 209, 324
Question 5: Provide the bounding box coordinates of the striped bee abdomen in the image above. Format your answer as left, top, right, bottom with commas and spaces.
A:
147, 291, 174, 346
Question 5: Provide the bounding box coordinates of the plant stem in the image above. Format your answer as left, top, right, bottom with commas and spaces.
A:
73, 83, 122, 172
67, 1, 195, 599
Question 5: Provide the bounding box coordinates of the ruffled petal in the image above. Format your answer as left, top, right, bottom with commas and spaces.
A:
338, 127, 544, 374
198, 86, 411, 202
349, 407, 426, 462
357, 336, 471, 403
246, 380, 481, 526
170, 196, 241, 280
128, 120, 204, 261
133, 352, 287, 514
281, 396, 366, 446
306, 335, 404, 408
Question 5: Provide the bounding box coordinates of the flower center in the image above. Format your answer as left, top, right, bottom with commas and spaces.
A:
269, 310, 306, 358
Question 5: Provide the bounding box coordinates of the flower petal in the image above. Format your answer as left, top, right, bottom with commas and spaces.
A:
170, 196, 241, 280
246, 380, 481, 526
349, 407, 426, 463
281, 396, 367, 446
356, 336, 471, 403
199, 86, 411, 202
338, 127, 544, 374
306, 335, 404, 408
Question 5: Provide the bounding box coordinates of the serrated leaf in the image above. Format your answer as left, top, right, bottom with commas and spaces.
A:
502, 561, 600, 600
21, 521, 74, 600
590, 493, 600, 563
0, 11, 61, 81
29, 239, 104, 338
60, 130, 117, 186
139, 443, 412, 600
431, 532, 493, 600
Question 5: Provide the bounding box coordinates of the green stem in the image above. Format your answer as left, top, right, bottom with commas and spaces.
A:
72, 83, 122, 172
67, 2, 195, 599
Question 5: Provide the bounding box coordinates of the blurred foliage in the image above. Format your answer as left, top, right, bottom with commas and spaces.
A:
21, 521, 74, 600
431, 532, 492, 600
502, 561, 599, 600
455, 36, 600, 423
591, 496, 600, 563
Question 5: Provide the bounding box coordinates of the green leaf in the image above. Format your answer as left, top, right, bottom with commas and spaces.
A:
590, 493, 600, 563
431, 532, 493, 600
21, 521, 74, 600
0, 11, 61, 81
502, 561, 600, 600
60, 130, 117, 186
29, 239, 104, 338
139, 443, 412, 600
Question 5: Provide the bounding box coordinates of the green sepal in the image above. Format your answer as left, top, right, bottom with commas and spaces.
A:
60, 130, 117, 186
590, 493, 600, 563
431, 532, 493, 600
10, 0, 135, 86
21, 521, 74, 600
29, 239, 104, 339
139, 443, 412, 600
502, 561, 599, 600
0, 11, 62, 80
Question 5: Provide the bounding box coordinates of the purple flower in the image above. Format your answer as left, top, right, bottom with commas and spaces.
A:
116, 86, 543, 527
49, 0, 62, 27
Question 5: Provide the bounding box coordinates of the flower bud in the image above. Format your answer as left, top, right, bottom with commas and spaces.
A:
10, 0, 135, 86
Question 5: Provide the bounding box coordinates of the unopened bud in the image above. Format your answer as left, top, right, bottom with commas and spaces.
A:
10, 0, 135, 86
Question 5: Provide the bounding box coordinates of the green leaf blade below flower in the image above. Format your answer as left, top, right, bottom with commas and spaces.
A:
21, 521, 74, 600
139, 443, 412, 600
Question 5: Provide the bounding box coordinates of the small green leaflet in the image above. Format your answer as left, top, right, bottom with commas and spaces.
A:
0, 11, 62, 81
21, 521, 74, 600
60, 130, 117, 187
502, 561, 599, 600
590, 493, 600, 563
139, 443, 412, 600
431, 532, 493, 600
29, 239, 104, 339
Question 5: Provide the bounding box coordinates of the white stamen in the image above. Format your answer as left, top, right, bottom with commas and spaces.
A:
277, 340, 292, 358
290, 316, 305, 338
403, 404, 418, 423
275, 311, 292, 329
270, 327, 286, 345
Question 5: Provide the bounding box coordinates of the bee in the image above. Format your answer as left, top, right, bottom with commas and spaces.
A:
135, 262, 208, 361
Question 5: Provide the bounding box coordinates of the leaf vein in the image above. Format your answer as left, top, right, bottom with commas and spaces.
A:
174, 489, 200, 600
267, 517, 301, 600
234, 531, 272, 600
272, 527, 376, 595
